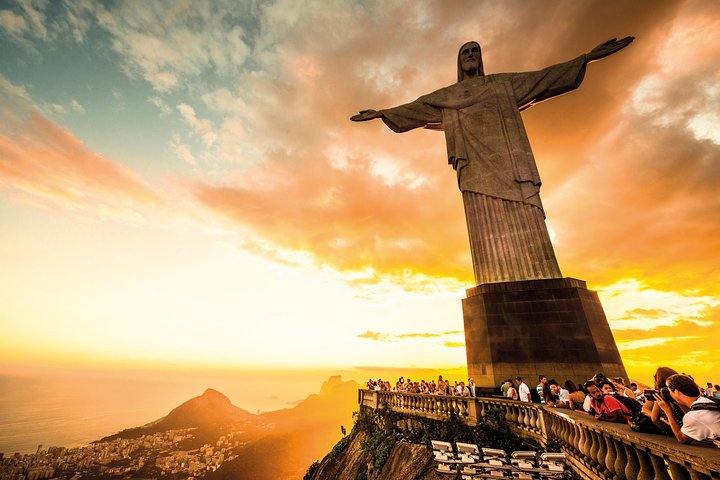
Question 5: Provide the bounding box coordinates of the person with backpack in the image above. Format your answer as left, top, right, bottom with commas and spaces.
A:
656, 374, 720, 445
585, 381, 632, 423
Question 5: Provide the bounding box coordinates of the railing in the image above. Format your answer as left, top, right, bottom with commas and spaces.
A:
359, 390, 720, 480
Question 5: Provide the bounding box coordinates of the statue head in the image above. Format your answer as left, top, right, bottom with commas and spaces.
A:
457, 41, 484, 82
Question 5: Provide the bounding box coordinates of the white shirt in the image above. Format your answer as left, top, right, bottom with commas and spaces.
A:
681, 397, 720, 442
558, 387, 570, 403
518, 382, 531, 402
583, 394, 593, 412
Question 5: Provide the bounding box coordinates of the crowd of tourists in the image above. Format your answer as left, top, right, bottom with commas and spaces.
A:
367, 369, 720, 447
503, 370, 720, 448
366, 375, 479, 397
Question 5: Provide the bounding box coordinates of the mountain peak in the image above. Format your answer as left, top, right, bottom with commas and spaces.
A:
319, 375, 344, 396
201, 388, 230, 401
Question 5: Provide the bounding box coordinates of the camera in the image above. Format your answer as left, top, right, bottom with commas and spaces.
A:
660, 387, 674, 403
644, 389, 657, 401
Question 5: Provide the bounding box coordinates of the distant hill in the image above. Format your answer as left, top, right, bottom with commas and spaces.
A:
99, 388, 256, 442
208, 376, 360, 480
97, 376, 361, 480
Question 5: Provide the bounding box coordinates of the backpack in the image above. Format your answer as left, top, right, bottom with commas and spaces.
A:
530, 387, 542, 404
691, 396, 720, 411
613, 394, 643, 415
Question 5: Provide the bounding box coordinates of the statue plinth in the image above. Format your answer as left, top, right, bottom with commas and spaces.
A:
462, 277, 628, 389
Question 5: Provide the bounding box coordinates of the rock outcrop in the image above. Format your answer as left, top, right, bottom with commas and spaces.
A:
309, 431, 445, 480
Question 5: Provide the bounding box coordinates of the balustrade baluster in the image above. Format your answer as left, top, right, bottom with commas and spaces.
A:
524, 406, 533, 429
623, 442, 640, 480
688, 469, 711, 480
527, 408, 536, 430
588, 429, 601, 468
649, 454, 671, 480
504, 403, 513, 423
603, 434, 617, 477
577, 424, 588, 462
610, 438, 626, 480
573, 423, 583, 455
595, 429, 608, 474
667, 459, 691, 480
636, 447, 656, 480
517, 405, 526, 428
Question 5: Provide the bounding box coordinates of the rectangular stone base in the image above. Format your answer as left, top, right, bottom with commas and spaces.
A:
463, 277, 628, 389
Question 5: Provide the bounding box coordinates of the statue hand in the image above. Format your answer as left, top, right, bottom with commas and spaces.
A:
586, 36, 634, 63
351, 109, 382, 122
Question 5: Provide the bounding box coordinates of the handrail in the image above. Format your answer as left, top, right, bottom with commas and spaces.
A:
358, 389, 720, 480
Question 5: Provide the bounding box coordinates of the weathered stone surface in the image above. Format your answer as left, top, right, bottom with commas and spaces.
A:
310, 431, 442, 480
352, 38, 633, 285
463, 277, 628, 388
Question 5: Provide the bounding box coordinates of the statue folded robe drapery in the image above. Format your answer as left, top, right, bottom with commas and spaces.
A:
378, 55, 587, 285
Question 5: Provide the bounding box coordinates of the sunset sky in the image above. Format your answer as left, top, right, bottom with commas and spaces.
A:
1, 0, 718, 385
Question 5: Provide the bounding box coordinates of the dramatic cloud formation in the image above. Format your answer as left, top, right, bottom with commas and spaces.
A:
0, 76, 162, 220
0, 0, 718, 379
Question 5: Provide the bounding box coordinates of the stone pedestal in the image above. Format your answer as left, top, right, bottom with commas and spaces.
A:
463, 277, 628, 389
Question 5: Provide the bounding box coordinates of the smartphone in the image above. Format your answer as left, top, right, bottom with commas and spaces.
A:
644, 389, 657, 401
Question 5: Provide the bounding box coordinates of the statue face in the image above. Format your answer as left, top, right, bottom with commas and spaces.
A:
459, 42, 481, 74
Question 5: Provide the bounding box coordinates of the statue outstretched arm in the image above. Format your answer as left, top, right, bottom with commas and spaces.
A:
512, 36, 633, 110
351, 110, 383, 122
352, 101, 442, 133
585, 36, 634, 63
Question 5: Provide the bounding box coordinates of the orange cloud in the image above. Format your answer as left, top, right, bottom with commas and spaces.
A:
357, 330, 462, 343
0, 81, 162, 219
613, 302, 720, 383
193, 153, 471, 283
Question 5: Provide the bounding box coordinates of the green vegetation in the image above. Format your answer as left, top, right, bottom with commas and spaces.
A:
303, 460, 320, 480
304, 402, 583, 480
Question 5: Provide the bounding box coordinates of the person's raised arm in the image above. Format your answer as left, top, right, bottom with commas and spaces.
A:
655, 396, 693, 444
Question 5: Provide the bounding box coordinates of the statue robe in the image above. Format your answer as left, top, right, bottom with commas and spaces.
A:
379, 55, 587, 284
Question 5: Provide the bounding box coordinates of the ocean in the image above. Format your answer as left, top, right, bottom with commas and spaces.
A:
0, 368, 348, 454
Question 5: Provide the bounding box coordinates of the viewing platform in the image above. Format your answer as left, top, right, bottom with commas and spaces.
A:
359, 389, 720, 480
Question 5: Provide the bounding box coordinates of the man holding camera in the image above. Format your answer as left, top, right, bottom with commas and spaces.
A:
656, 374, 720, 444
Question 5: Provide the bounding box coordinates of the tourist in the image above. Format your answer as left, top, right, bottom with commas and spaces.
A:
642, 366, 681, 432
468, 378, 477, 397
565, 380, 586, 411
630, 382, 646, 404
656, 374, 720, 445
585, 381, 631, 423
459, 382, 471, 397
706, 383, 715, 398
714, 385, 720, 400
500, 380, 511, 397
537, 375, 548, 404
549, 380, 570, 408
541, 381, 555, 406
613, 377, 637, 399
506, 381, 519, 401
599, 380, 617, 396
515, 376, 531, 403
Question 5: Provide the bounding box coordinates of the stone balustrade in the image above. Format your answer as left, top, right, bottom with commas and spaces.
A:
359, 390, 720, 480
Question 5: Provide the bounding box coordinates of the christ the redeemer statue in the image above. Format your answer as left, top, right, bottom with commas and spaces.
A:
352, 37, 633, 285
